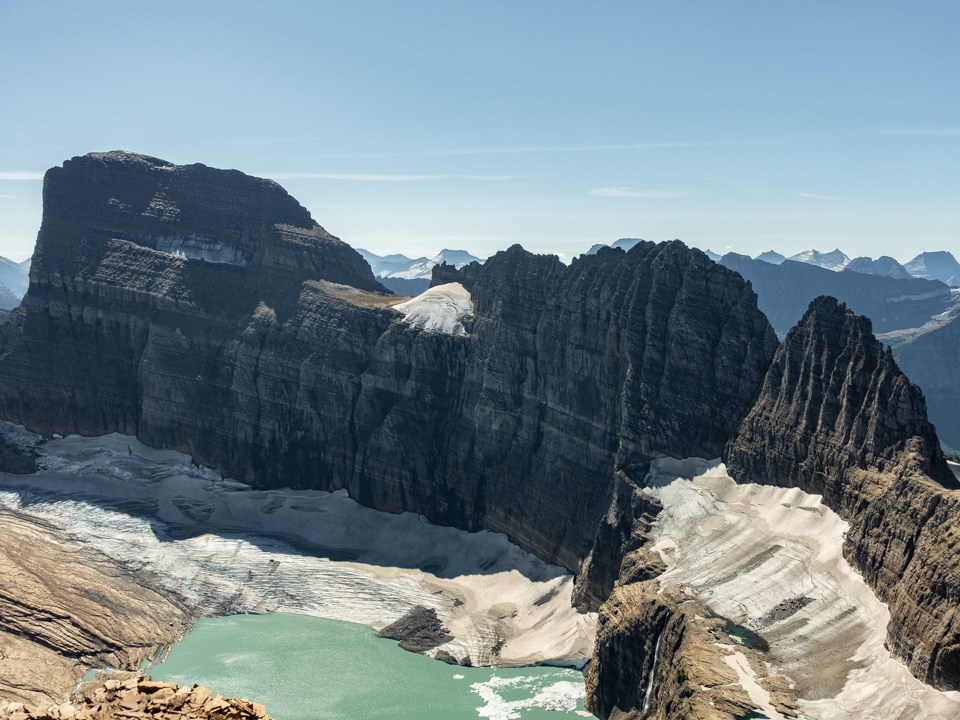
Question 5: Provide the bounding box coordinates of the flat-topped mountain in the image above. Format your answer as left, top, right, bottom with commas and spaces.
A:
905, 250, 960, 286
0, 152, 777, 576
844, 254, 912, 279
3, 151, 958, 717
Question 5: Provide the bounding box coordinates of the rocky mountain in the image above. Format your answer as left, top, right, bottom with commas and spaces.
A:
787, 248, 850, 270
6, 151, 959, 717
587, 239, 722, 263
754, 249, 785, 264
884, 307, 960, 452
905, 250, 960, 286
0, 151, 777, 578
586, 237, 644, 255
725, 296, 960, 690
0, 255, 29, 298
720, 252, 954, 336
0, 283, 19, 311
844, 254, 913, 279
356, 247, 482, 295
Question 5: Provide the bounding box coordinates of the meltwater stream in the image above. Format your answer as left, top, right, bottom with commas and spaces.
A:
147, 613, 592, 720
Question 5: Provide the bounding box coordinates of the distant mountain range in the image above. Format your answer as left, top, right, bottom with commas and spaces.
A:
883, 306, 960, 453
720, 253, 956, 336
0, 255, 30, 313
588, 238, 723, 262
749, 248, 959, 286
786, 248, 851, 271
844, 255, 912, 279
356, 248, 483, 295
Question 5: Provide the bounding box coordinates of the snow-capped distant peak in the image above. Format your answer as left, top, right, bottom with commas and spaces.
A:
787, 249, 850, 271
755, 250, 786, 265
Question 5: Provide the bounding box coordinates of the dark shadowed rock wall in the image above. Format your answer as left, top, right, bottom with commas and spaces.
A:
0, 151, 777, 576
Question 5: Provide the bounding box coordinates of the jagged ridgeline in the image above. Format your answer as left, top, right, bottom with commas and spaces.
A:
0, 151, 776, 575
726, 296, 960, 690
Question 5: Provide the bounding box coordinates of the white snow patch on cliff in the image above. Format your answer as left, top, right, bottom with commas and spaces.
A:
394, 282, 473, 336
645, 458, 960, 720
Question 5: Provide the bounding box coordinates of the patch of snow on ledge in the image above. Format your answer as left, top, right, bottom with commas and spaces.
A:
394, 282, 473, 336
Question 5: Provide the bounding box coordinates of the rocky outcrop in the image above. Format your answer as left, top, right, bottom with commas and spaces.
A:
725, 296, 960, 690
720, 253, 953, 336
0, 152, 777, 577
586, 582, 799, 720
376, 606, 453, 654
0, 507, 189, 704
0, 673, 272, 720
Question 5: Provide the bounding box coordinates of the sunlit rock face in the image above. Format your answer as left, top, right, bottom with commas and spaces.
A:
726, 297, 960, 691
0, 153, 777, 575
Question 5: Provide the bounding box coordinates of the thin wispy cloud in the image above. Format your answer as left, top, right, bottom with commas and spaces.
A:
0, 172, 43, 180
874, 126, 960, 137
791, 191, 843, 201
0, 193, 23, 199
262, 172, 519, 182
361, 138, 794, 158
589, 187, 686, 199
790, 193, 843, 200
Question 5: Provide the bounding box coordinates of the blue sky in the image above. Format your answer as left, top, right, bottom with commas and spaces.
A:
1, 1, 958, 262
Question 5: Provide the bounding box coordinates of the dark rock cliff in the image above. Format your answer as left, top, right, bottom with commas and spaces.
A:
0, 152, 778, 577
725, 296, 960, 690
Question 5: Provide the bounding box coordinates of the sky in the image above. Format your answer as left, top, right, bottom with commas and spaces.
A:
0, 1, 958, 263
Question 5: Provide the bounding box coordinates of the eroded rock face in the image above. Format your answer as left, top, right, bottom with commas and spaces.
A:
0, 152, 777, 575
725, 296, 960, 690
0, 508, 189, 705
586, 582, 799, 720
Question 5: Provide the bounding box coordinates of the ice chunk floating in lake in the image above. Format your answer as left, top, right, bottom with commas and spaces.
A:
394, 282, 473, 336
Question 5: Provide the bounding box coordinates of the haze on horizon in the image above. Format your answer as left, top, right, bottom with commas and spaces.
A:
0, 1, 958, 264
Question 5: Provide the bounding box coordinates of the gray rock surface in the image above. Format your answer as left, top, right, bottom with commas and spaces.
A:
725, 296, 960, 690
0, 152, 777, 578
376, 606, 453, 654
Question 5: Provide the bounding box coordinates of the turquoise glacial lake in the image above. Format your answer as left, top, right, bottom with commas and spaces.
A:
148, 613, 595, 720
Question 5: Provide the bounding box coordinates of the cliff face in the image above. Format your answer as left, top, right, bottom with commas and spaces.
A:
725, 296, 960, 690
0, 152, 777, 575
586, 582, 799, 720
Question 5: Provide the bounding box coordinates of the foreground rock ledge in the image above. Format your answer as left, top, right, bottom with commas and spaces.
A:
0, 673, 271, 720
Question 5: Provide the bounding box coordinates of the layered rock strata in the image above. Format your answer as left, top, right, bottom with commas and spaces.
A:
586, 582, 799, 720
0, 152, 777, 577
725, 296, 960, 690
0, 507, 189, 704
